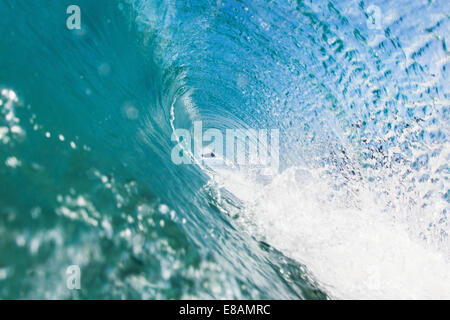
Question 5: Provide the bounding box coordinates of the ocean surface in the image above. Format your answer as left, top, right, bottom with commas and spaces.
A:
0, 0, 449, 299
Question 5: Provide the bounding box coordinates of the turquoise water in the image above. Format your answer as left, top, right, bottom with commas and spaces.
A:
0, 0, 449, 299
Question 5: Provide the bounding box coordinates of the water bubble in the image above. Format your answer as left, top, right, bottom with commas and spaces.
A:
158, 204, 169, 214
0, 268, 10, 280
10, 125, 23, 135
16, 235, 26, 247
123, 103, 139, 120
97, 63, 111, 76
5, 157, 21, 168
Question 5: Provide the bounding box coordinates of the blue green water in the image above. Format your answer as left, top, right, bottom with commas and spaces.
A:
0, 0, 449, 299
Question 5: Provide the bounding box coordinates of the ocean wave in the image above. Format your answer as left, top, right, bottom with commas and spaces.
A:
0, 0, 448, 299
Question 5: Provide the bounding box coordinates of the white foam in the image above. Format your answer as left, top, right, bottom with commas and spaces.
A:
211, 165, 450, 299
